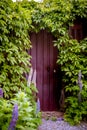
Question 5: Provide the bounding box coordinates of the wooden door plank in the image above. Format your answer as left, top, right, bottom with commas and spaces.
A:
43, 30, 49, 111
49, 34, 54, 110
36, 31, 44, 110
53, 43, 59, 110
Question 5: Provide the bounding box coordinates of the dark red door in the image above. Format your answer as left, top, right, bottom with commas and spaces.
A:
30, 30, 60, 111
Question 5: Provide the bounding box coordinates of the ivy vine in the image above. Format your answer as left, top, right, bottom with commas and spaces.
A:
1, 0, 87, 125
29, 0, 87, 124
0, 0, 31, 98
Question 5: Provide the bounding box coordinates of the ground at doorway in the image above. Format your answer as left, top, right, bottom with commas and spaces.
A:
38, 112, 87, 130
41, 111, 64, 120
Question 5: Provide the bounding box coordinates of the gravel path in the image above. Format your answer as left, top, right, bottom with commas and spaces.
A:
38, 119, 87, 130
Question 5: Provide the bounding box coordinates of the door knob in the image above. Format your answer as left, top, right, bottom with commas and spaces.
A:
53, 69, 56, 73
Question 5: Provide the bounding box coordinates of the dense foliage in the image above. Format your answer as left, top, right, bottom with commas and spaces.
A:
0, 0, 31, 98
0, 0, 87, 127
0, 85, 41, 130
0, 0, 41, 129
29, 0, 87, 125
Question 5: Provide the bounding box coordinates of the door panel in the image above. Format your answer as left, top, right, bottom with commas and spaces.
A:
30, 30, 59, 111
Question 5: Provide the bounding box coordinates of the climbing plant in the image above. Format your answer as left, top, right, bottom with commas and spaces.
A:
1, 0, 87, 126
28, 0, 87, 125
0, 0, 31, 98
0, 1, 41, 129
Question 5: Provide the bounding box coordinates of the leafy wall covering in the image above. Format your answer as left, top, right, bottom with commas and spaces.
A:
0, 0, 87, 125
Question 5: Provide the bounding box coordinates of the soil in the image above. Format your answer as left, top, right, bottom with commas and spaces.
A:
41, 111, 64, 120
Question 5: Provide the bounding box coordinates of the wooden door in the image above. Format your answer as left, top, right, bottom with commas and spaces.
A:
30, 30, 60, 111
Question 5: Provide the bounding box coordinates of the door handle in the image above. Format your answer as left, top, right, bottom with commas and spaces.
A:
53, 69, 56, 73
